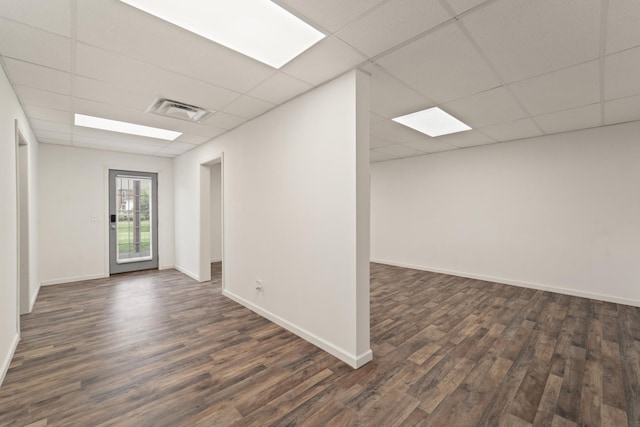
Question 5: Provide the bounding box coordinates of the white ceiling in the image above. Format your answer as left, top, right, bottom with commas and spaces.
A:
0, 0, 639, 161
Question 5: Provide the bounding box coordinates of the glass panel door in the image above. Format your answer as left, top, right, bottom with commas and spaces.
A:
116, 175, 152, 263
109, 170, 158, 274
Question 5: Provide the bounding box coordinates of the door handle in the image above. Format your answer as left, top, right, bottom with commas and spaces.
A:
111, 224, 116, 229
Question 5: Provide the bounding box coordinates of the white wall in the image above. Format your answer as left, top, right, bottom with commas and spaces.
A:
371, 121, 640, 307
210, 162, 222, 262
0, 64, 39, 385
38, 144, 174, 285
174, 70, 371, 367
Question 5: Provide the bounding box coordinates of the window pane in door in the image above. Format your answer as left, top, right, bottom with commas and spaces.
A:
115, 175, 153, 263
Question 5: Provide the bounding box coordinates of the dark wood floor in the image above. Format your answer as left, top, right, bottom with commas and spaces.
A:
1, 263, 638, 426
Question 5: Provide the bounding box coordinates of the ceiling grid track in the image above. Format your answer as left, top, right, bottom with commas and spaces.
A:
1, 0, 637, 160
438, 0, 547, 137
599, 0, 610, 126
366, 0, 500, 64
70, 0, 78, 146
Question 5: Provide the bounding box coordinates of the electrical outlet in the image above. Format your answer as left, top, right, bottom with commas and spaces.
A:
255, 280, 263, 292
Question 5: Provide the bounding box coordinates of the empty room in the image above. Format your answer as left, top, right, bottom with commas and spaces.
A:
1, 0, 639, 426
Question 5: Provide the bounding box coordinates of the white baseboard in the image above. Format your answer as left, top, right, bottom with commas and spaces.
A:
174, 265, 200, 281
28, 284, 40, 312
0, 333, 19, 387
355, 349, 374, 368
159, 264, 175, 271
40, 273, 108, 287
222, 289, 371, 369
371, 258, 640, 308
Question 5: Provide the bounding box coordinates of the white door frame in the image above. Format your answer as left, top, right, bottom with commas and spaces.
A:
198, 154, 224, 287
15, 120, 29, 325
102, 166, 163, 277
108, 169, 159, 274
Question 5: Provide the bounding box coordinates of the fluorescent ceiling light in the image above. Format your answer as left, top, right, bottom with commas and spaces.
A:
74, 114, 182, 141
118, 0, 326, 69
392, 107, 471, 137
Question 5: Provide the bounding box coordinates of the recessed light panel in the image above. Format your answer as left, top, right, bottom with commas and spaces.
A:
392, 107, 471, 137
118, 0, 326, 69
74, 114, 182, 141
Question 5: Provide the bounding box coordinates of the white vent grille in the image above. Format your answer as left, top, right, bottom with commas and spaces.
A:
147, 98, 214, 122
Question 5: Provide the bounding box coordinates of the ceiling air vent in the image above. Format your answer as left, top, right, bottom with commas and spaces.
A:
147, 98, 214, 122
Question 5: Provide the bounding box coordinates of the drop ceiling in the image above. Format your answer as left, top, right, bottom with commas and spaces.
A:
0, 0, 639, 161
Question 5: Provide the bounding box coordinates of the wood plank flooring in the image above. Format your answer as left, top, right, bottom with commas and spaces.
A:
1, 262, 639, 426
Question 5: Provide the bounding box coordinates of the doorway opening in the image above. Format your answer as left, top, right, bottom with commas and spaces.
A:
198, 155, 224, 285
210, 162, 223, 283
108, 170, 159, 274
210, 162, 222, 259
15, 122, 29, 323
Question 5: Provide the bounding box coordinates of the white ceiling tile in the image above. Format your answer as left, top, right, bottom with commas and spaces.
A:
23, 105, 72, 124
72, 126, 171, 147
462, 0, 600, 83
34, 129, 71, 142
370, 149, 397, 163
606, 0, 640, 54
38, 137, 71, 146
479, 118, 543, 142
0, 18, 71, 72
75, 43, 240, 112
370, 112, 386, 124
14, 85, 71, 111
436, 129, 495, 148
155, 147, 193, 156
3, 58, 71, 95
0, 0, 70, 37
604, 94, 640, 126
247, 72, 313, 104
188, 124, 228, 140
73, 139, 160, 156
281, 36, 366, 85
72, 98, 195, 133
274, 0, 387, 32
605, 46, 640, 101
336, 0, 450, 58
187, 124, 227, 139
377, 23, 500, 103
370, 136, 396, 149
509, 60, 600, 116
154, 150, 182, 157
223, 95, 275, 119
203, 112, 248, 131
174, 133, 212, 145
364, 63, 434, 118
534, 103, 602, 134
442, 86, 527, 128
159, 141, 198, 151
155, 142, 198, 156
74, 76, 154, 112
446, 0, 491, 15
154, 151, 177, 158
2, 0, 625, 159
402, 139, 458, 153
371, 120, 426, 143
375, 144, 425, 157
29, 118, 71, 134
76, 0, 273, 93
